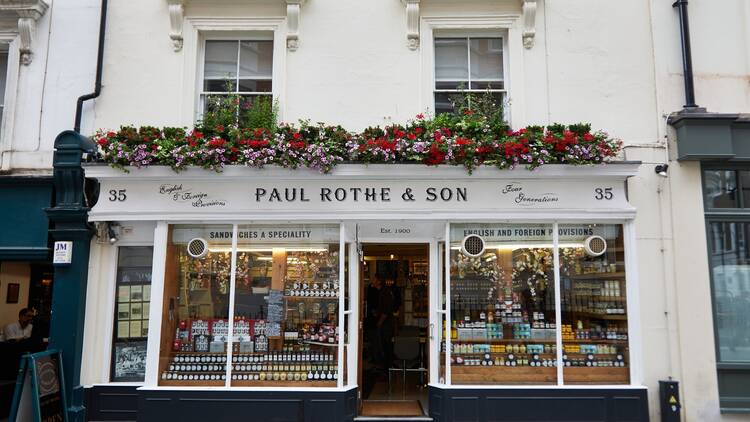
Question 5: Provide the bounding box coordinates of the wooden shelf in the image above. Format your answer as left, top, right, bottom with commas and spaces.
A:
159, 379, 225, 387
568, 272, 626, 280
563, 366, 629, 384
451, 366, 557, 384
230, 380, 336, 387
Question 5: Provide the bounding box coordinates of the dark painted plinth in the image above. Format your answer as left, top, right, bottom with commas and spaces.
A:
85, 385, 357, 422
428, 386, 649, 422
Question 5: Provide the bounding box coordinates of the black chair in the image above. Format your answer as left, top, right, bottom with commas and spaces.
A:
388, 326, 427, 396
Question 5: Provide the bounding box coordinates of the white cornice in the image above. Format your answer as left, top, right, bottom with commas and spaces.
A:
167, 0, 305, 51
0, 0, 48, 64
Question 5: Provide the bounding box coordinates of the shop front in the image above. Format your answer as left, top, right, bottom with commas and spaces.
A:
82, 163, 648, 422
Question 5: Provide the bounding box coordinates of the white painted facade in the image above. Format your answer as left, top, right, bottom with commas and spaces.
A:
3, 0, 750, 421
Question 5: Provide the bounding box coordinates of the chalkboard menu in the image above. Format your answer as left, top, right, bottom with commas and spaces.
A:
267, 289, 284, 323
9, 349, 68, 422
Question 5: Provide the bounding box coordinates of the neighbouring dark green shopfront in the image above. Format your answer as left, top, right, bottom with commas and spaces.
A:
669, 111, 750, 412
0, 175, 55, 418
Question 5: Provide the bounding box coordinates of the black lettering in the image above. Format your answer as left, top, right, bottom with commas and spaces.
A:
456, 187, 467, 201
300, 188, 310, 202
321, 188, 332, 201
350, 187, 362, 201
365, 188, 376, 201
335, 188, 346, 201
284, 188, 297, 202
269, 188, 281, 202
255, 188, 266, 202
426, 187, 437, 202
381, 188, 391, 202
440, 187, 452, 201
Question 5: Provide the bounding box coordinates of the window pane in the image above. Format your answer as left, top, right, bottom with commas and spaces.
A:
703, 170, 738, 209
159, 225, 233, 386
739, 171, 750, 208
229, 225, 341, 386
449, 224, 557, 385
203, 79, 236, 93
434, 92, 455, 115
470, 38, 503, 81
559, 224, 630, 385
111, 246, 153, 382
238, 79, 272, 93
435, 38, 468, 81
708, 222, 750, 363
470, 81, 504, 90
0, 53, 7, 103
204, 41, 238, 79
435, 81, 464, 90
239, 41, 273, 78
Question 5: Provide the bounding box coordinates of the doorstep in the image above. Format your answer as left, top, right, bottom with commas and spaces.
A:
354, 417, 433, 422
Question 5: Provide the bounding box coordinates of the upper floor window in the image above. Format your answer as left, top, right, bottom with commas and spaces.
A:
0, 50, 8, 130
434, 37, 505, 115
201, 39, 273, 114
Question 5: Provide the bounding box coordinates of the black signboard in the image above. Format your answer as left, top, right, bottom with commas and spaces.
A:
9, 349, 68, 422
267, 289, 284, 323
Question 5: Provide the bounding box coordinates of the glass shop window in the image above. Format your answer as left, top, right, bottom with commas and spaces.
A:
229, 225, 341, 386
111, 246, 153, 382
558, 224, 630, 384
448, 224, 558, 385
159, 225, 233, 386
158, 224, 342, 387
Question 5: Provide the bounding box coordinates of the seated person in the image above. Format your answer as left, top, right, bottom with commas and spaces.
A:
4, 308, 33, 341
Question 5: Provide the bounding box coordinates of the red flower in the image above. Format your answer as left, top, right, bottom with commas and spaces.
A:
290, 141, 306, 150
455, 137, 472, 146
425, 143, 446, 165
231, 147, 239, 153
151, 144, 159, 150
193, 131, 204, 139
96, 138, 108, 146
583, 133, 595, 142
414, 127, 423, 135
208, 137, 226, 148
216, 125, 225, 132
407, 133, 417, 140
416, 113, 425, 120
292, 132, 302, 140
463, 109, 474, 116
106, 131, 116, 138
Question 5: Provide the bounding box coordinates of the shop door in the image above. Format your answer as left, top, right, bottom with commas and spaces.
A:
357, 243, 430, 418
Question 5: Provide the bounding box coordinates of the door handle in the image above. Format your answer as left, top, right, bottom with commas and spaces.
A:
429, 323, 434, 340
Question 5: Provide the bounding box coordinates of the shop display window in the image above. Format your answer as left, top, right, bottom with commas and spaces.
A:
111, 246, 153, 382
559, 224, 629, 384
158, 224, 342, 387
448, 224, 557, 385
230, 224, 341, 386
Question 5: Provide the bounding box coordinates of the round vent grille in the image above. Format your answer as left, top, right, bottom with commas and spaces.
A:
461, 235, 486, 258
187, 238, 209, 258
584, 235, 607, 257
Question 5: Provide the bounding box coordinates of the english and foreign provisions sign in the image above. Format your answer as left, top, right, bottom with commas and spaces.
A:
89, 177, 632, 220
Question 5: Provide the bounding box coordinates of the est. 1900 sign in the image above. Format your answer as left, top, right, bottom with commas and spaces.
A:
87, 166, 635, 221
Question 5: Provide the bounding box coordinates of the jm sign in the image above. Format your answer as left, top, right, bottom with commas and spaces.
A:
89, 176, 632, 220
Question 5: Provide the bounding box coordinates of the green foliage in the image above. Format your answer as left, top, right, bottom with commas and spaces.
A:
240, 96, 279, 134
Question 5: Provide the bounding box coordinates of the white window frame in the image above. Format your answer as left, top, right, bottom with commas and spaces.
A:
433, 35, 507, 116
0, 38, 19, 171
421, 15, 525, 129
440, 220, 643, 388
181, 17, 286, 128
199, 37, 274, 120
143, 222, 349, 390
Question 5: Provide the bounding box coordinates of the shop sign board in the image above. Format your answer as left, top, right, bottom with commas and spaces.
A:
90, 176, 632, 220
9, 349, 68, 422
52, 241, 73, 266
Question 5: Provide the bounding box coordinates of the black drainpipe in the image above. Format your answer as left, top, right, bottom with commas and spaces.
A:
74, 0, 108, 133
672, 0, 700, 110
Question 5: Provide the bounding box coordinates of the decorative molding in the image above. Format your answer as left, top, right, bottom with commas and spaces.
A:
522, 0, 537, 49
401, 0, 420, 50
166, 0, 184, 51
285, 0, 305, 51
0, 0, 49, 65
